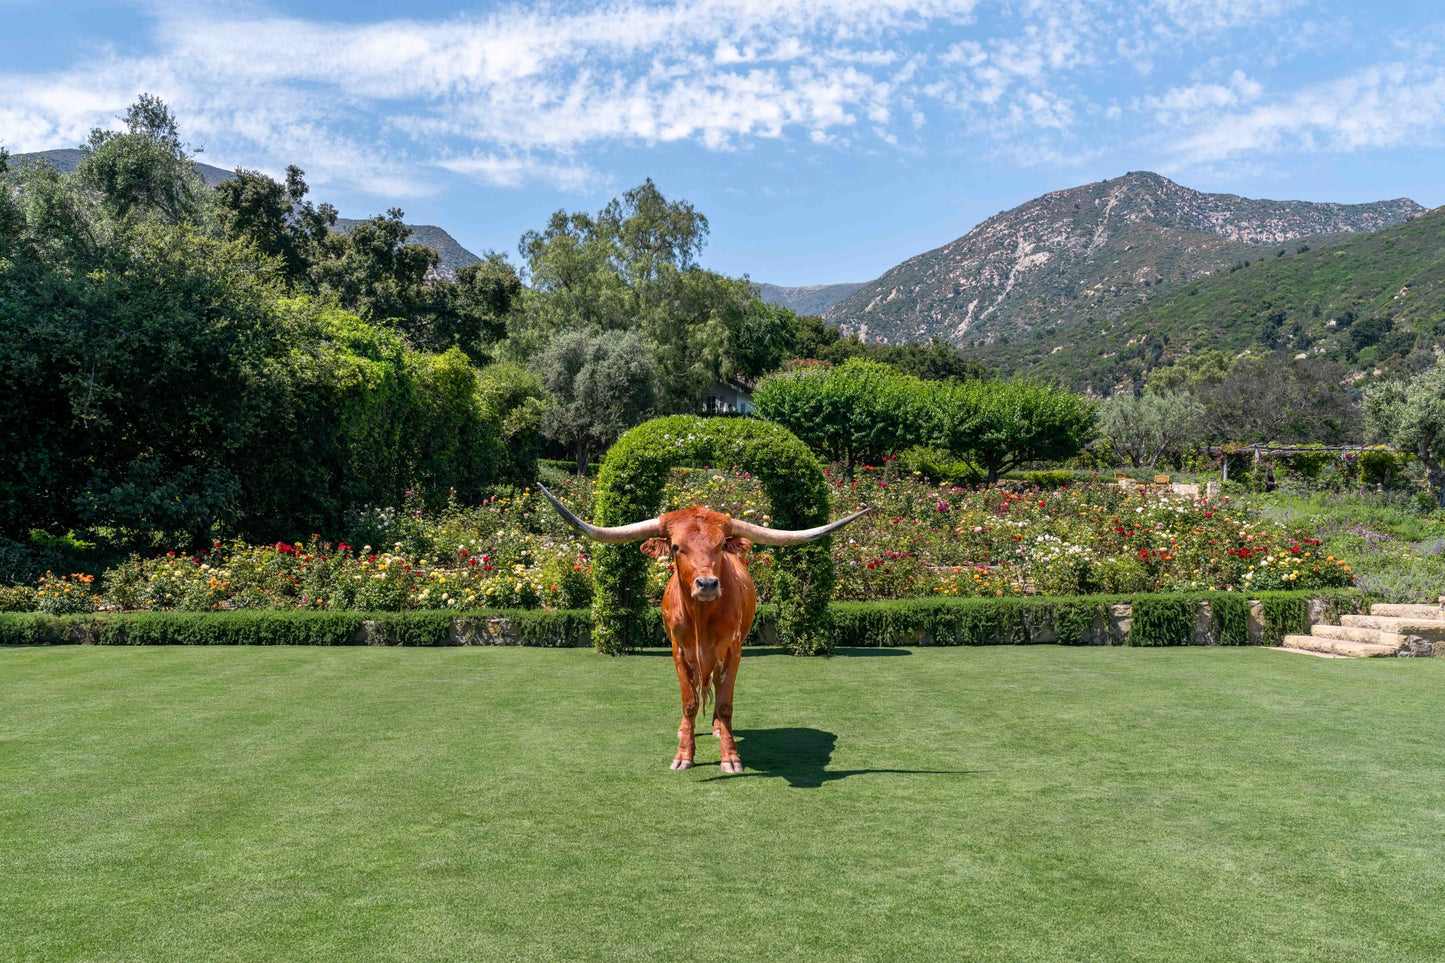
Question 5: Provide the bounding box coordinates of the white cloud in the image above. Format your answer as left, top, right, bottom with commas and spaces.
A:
0, 0, 1420, 192
1140, 69, 1262, 124
1171, 62, 1445, 164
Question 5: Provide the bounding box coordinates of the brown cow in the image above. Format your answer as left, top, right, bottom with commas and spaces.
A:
537, 483, 869, 774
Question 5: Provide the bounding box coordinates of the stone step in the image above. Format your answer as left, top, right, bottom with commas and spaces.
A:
1370, 603, 1445, 620
1340, 614, 1445, 639
1281, 634, 1401, 658
1310, 624, 1408, 646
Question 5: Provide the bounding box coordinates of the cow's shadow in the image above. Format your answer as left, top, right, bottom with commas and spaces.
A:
704, 727, 982, 788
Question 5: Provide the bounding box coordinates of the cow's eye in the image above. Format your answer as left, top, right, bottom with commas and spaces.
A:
670, 544, 680, 554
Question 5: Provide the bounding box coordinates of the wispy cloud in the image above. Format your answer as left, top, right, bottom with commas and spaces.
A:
1169, 62, 1445, 164
0, 0, 1436, 198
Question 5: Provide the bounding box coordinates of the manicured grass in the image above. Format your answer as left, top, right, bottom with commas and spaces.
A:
3, 646, 1444, 962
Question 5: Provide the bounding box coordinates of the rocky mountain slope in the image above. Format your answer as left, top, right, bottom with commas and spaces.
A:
10, 149, 481, 277
754, 281, 865, 316
825, 171, 1424, 348
984, 205, 1445, 392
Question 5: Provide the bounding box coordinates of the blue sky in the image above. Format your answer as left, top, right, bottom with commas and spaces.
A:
3, 1, 1443, 285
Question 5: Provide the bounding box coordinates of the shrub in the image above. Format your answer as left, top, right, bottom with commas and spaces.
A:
753, 358, 930, 476
930, 378, 1096, 483
589, 415, 837, 655
1130, 595, 1196, 646
0, 590, 1369, 648
0, 584, 37, 612
34, 572, 100, 616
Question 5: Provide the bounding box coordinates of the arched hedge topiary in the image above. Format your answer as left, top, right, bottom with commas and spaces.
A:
589, 415, 838, 656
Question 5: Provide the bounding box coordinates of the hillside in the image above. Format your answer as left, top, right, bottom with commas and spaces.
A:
825, 172, 1424, 349
754, 281, 865, 315
10, 149, 481, 277
979, 206, 1445, 392
11, 147, 235, 186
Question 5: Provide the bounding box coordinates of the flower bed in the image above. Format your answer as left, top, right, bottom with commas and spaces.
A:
1, 470, 1356, 614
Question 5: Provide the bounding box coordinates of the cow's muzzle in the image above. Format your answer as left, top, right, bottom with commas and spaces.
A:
692, 577, 720, 601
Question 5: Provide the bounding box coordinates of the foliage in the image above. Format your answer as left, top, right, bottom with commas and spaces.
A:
1129, 595, 1196, 646
534, 327, 658, 474
589, 415, 836, 656
1097, 391, 1206, 468
515, 178, 785, 408
1192, 355, 1361, 444
479, 361, 548, 484
0, 588, 1367, 650
76, 93, 206, 225
33, 572, 101, 616
930, 378, 1097, 482
312, 207, 438, 328
1252, 488, 1445, 603
0, 99, 511, 548
213, 164, 335, 283
752, 358, 930, 475
1364, 360, 1445, 505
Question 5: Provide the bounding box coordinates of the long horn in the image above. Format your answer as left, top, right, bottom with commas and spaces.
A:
536, 483, 662, 543
729, 507, 872, 546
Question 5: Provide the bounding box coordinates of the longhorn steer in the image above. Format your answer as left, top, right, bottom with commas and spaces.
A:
537, 483, 868, 774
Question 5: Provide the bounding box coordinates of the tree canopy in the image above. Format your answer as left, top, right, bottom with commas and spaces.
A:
752, 359, 931, 475
1364, 361, 1445, 505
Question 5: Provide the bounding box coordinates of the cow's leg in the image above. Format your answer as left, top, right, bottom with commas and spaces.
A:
670, 645, 699, 771
714, 645, 743, 774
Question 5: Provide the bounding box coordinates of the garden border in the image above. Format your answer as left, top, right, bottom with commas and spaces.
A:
0, 590, 1373, 649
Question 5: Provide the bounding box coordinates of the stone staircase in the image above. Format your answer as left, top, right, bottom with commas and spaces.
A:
1281, 603, 1445, 658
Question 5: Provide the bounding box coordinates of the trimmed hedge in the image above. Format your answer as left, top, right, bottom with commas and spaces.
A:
589, 415, 836, 656
0, 591, 1370, 648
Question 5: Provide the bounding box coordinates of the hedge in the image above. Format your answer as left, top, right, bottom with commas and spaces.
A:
0, 591, 1370, 648
589, 415, 836, 656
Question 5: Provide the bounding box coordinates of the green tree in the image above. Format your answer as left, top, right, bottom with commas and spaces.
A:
516, 179, 781, 409
424, 255, 523, 360
1194, 356, 1359, 443
1364, 361, 1445, 505
479, 361, 547, 484
1145, 349, 1233, 392
76, 93, 206, 225
752, 358, 930, 476
213, 165, 335, 282
1097, 391, 1206, 468
932, 379, 1096, 483
535, 328, 658, 474
313, 208, 437, 323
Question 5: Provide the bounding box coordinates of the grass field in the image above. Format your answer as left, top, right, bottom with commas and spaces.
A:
3, 646, 1444, 962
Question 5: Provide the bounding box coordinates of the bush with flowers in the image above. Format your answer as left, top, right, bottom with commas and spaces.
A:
3, 460, 1365, 615
34, 572, 101, 616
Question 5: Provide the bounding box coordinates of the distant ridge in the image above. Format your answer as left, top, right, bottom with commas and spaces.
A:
824, 171, 1425, 348
983, 205, 1445, 391
9, 148, 482, 277
754, 281, 866, 316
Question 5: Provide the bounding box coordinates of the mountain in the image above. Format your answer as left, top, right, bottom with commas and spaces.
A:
333, 219, 481, 276
8, 149, 482, 277
10, 147, 235, 186
754, 281, 865, 316
825, 171, 1425, 350
982, 205, 1445, 392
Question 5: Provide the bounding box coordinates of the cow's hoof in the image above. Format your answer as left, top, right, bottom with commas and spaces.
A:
720, 760, 743, 774
670, 758, 694, 770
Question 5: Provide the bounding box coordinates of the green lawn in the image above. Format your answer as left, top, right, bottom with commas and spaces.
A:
3, 646, 1444, 962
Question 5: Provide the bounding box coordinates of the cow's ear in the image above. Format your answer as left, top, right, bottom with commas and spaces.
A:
725, 536, 752, 557
640, 538, 670, 559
